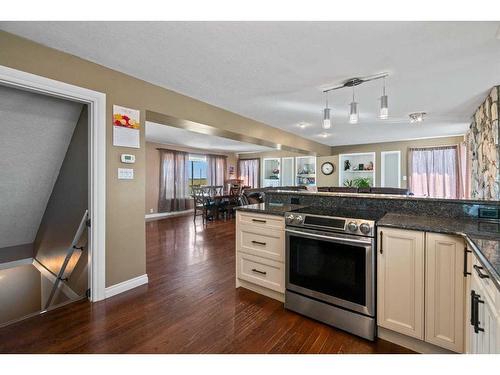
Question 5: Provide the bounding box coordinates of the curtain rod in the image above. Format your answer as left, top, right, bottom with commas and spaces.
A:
156, 148, 228, 158
408, 144, 458, 151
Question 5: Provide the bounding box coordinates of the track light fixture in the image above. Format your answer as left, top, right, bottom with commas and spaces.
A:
322, 72, 389, 125
379, 77, 389, 120
322, 93, 331, 129
349, 88, 359, 124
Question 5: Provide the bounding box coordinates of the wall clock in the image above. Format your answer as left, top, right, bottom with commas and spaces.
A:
321, 162, 335, 175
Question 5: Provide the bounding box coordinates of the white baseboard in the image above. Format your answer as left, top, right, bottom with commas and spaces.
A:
105, 274, 149, 299
145, 209, 193, 221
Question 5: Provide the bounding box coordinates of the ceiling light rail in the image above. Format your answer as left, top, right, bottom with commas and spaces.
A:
320, 72, 390, 127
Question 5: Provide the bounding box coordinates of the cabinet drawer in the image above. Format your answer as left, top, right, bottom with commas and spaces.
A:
238, 227, 284, 262
237, 212, 284, 231
237, 253, 284, 293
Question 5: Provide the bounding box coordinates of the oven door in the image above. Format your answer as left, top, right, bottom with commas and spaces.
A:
286, 227, 375, 316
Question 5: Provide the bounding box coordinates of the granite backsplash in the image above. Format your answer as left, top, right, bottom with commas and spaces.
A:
265, 191, 500, 219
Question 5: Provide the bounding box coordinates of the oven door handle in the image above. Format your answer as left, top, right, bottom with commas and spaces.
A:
285, 228, 372, 246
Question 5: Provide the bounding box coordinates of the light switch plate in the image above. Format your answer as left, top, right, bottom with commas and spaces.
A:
402, 175, 407, 181
118, 168, 134, 180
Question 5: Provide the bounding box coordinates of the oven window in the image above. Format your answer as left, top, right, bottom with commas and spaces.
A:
289, 235, 366, 306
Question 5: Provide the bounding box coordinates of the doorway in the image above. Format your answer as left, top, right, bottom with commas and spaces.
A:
0, 66, 106, 325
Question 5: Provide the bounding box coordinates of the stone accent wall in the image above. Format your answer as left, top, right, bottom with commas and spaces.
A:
468, 86, 499, 200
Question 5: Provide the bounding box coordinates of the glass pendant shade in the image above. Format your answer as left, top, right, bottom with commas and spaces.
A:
379, 94, 388, 119
323, 107, 331, 129
349, 101, 358, 124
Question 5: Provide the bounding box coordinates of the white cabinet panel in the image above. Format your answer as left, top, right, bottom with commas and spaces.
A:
425, 233, 465, 352
377, 228, 425, 339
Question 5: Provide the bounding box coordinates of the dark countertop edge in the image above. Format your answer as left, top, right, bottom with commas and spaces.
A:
266, 190, 500, 206
234, 204, 305, 217
378, 221, 500, 291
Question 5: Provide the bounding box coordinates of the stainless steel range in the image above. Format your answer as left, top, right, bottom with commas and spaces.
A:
284, 207, 384, 341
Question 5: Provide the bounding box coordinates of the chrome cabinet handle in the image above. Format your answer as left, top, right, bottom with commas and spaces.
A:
251, 268, 267, 275
251, 240, 266, 246
473, 265, 490, 279
379, 231, 383, 254
252, 219, 267, 223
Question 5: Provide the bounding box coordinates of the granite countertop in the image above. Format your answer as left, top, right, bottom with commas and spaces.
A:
378, 213, 500, 291
235, 203, 305, 216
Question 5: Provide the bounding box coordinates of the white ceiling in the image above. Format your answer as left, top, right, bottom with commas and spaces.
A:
2, 21, 500, 146
146, 121, 273, 153
0, 85, 83, 248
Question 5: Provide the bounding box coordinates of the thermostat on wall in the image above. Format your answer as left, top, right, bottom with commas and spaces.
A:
121, 154, 135, 164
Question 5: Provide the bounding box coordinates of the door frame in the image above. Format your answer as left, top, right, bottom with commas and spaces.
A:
0, 65, 106, 302
381, 150, 401, 188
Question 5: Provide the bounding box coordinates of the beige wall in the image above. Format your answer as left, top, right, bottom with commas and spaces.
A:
0, 31, 331, 287
146, 141, 237, 214
330, 136, 465, 188
317, 155, 339, 187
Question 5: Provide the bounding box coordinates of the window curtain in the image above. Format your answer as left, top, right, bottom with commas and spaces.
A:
206, 155, 227, 186
158, 149, 192, 212
238, 159, 260, 188
408, 145, 459, 199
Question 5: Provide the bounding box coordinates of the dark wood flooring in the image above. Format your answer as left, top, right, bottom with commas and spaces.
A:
0, 215, 413, 353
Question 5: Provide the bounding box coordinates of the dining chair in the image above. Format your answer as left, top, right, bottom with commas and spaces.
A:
192, 186, 214, 224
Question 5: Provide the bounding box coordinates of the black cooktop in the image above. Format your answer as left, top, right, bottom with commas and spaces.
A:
291, 206, 386, 222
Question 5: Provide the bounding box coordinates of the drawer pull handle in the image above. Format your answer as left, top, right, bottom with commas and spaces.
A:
251, 240, 266, 246
473, 265, 490, 279
251, 268, 267, 275
463, 248, 472, 277
379, 231, 383, 254
252, 219, 267, 223
471, 290, 485, 333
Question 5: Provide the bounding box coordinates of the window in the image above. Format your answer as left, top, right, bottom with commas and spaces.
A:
188, 154, 207, 187
408, 146, 459, 199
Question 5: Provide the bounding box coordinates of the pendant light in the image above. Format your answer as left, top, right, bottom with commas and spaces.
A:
349, 87, 359, 124
379, 77, 389, 119
322, 93, 331, 129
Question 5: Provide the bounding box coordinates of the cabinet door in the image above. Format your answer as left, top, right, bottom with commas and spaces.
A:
470, 270, 500, 354
425, 233, 465, 352
377, 228, 425, 339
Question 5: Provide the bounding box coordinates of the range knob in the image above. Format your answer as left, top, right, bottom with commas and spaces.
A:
359, 223, 371, 235
294, 215, 304, 224
347, 221, 358, 232
285, 214, 295, 223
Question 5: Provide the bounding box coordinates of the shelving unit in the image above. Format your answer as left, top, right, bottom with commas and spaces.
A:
295, 156, 316, 186
262, 158, 281, 187
339, 152, 376, 187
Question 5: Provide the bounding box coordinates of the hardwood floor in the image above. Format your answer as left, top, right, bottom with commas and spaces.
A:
0, 215, 413, 353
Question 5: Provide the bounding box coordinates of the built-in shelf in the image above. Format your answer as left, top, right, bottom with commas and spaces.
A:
339, 152, 376, 187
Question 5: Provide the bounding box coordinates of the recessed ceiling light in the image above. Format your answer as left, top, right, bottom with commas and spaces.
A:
318, 132, 329, 138
409, 112, 426, 123
298, 122, 310, 129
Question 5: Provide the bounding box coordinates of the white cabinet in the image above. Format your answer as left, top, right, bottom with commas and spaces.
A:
281, 157, 295, 186
377, 228, 468, 352
377, 228, 425, 339
235, 211, 285, 302
468, 253, 500, 353
295, 156, 316, 186
262, 158, 280, 187
425, 233, 465, 352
